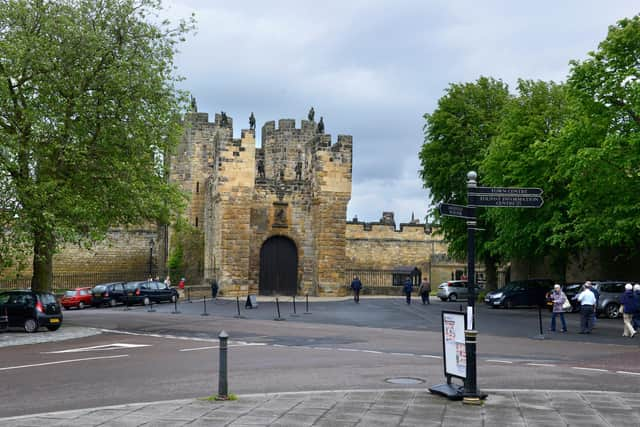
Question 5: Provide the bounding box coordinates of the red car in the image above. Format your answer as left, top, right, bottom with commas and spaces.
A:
61, 287, 93, 310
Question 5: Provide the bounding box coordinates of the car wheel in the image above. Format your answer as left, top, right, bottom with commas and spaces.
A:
46, 325, 60, 331
439, 298, 447, 302
24, 318, 38, 333
78, 302, 85, 310
109, 299, 117, 307
605, 303, 619, 319
504, 299, 513, 309
448, 293, 457, 302
143, 297, 151, 306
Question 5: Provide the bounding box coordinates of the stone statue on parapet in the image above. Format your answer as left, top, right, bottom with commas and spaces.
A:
295, 161, 302, 180
220, 111, 228, 126
317, 116, 324, 133
257, 159, 265, 179
190, 95, 197, 112
249, 112, 256, 130
308, 107, 315, 122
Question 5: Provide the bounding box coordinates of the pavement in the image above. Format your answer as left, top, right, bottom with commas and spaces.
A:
2, 389, 640, 426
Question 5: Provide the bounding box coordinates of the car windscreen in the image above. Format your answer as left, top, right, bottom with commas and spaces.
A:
93, 285, 106, 292
64, 291, 76, 297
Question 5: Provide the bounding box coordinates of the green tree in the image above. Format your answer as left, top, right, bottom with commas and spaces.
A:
0, 0, 194, 291
481, 80, 571, 277
419, 77, 510, 288
559, 15, 640, 251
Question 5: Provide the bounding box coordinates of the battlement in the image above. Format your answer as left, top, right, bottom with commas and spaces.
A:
261, 119, 317, 135
184, 112, 210, 123
214, 113, 233, 128
346, 212, 433, 236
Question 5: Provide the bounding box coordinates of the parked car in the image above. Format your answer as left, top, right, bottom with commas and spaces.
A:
61, 287, 93, 310
484, 279, 554, 308
592, 281, 627, 319
92, 282, 127, 307
0, 306, 7, 331
436, 280, 469, 301
124, 281, 178, 306
0, 290, 63, 332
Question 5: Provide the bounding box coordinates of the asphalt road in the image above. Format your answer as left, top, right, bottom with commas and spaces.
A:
0, 297, 638, 417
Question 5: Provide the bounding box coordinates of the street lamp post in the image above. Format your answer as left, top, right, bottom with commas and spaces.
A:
148, 238, 155, 277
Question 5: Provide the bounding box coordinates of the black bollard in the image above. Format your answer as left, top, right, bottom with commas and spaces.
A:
171, 296, 180, 314
530, 306, 547, 340
187, 287, 192, 303
124, 292, 131, 311
304, 293, 311, 314
217, 330, 229, 400
234, 296, 245, 319
201, 296, 209, 316
291, 295, 299, 317
274, 297, 285, 321
147, 299, 156, 313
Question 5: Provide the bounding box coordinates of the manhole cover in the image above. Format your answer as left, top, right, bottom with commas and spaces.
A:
385, 377, 425, 385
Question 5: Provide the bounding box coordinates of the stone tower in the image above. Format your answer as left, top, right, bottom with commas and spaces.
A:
176, 110, 352, 296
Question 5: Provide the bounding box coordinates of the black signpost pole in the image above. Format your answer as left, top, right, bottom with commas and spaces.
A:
463, 171, 484, 405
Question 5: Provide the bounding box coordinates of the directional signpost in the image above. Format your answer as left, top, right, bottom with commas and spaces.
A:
468, 186, 544, 208
430, 173, 545, 405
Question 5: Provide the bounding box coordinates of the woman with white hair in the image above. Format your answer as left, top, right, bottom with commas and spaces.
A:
619, 283, 637, 338
549, 284, 568, 332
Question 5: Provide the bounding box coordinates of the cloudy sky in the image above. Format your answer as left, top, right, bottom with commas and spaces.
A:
163, 0, 638, 225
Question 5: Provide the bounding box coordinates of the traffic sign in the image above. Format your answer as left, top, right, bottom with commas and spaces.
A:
439, 203, 476, 220
468, 193, 544, 208
468, 186, 543, 196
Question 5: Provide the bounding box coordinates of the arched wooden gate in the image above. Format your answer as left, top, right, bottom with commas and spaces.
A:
259, 236, 298, 296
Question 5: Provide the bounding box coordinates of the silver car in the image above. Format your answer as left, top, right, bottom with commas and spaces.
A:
436, 280, 469, 302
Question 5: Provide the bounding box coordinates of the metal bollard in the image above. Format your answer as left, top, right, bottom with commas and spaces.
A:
304, 293, 311, 314
234, 296, 245, 319
217, 330, 229, 400
187, 287, 192, 303
124, 293, 131, 311
274, 297, 285, 321
147, 299, 156, 313
291, 295, 299, 317
201, 296, 209, 316
171, 296, 180, 314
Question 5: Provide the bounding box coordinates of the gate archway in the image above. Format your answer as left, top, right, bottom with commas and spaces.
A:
259, 236, 298, 296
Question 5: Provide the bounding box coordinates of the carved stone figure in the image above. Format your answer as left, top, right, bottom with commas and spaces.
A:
190, 95, 197, 112
249, 112, 256, 130
220, 111, 228, 126
317, 116, 324, 133
257, 159, 265, 179
308, 107, 315, 122
295, 161, 302, 180
275, 207, 286, 225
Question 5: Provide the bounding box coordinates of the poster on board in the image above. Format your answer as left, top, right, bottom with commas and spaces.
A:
442, 311, 466, 379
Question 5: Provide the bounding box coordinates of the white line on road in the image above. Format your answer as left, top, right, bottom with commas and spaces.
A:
486, 360, 513, 364
420, 355, 442, 359
527, 363, 556, 367
390, 352, 414, 357
179, 343, 265, 352
360, 350, 383, 354
571, 367, 609, 373
0, 355, 128, 371
616, 371, 640, 376
44, 343, 150, 354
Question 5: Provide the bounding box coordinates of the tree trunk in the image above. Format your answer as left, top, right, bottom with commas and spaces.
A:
483, 254, 498, 291
31, 228, 55, 292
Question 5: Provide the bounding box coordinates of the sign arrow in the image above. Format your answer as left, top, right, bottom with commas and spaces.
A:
468, 186, 543, 196
439, 203, 476, 220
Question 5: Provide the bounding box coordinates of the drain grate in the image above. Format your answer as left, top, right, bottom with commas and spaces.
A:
385, 377, 425, 385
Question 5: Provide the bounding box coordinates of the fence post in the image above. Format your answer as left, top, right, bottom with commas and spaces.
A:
291, 295, 299, 317
201, 296, 209, 316
274, 297, 285, 321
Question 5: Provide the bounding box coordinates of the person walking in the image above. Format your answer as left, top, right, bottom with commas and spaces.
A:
633, 284, 640, 330
548, 284, 568, 332
163, 275, 171, 289
620, 283, 637, 338
403, 277, 413, 305
350, 275, 362, 303
211, 278, 219, 299
418, 279, 431, 305
178, 277, 185, 299
577, 282, 596, 334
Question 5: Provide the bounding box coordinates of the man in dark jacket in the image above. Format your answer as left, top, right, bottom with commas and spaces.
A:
633, 284, 640, 330
620, 283, 637, 337
403, 278, 413, 305
350, 276, 362, 303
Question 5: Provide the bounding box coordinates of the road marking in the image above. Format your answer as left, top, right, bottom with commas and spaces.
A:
360, 350, 383, 354
390, 352, 414, 357
486, 360, 513, 364
420, 355, 442, 359
179, 343, 265, 352
572, 367, 609, 373
0, 355, 128, 371
527, 363, 556, 367
616, 371, 640, 376
44, 343, 150, 354
337, 348, 361, 352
